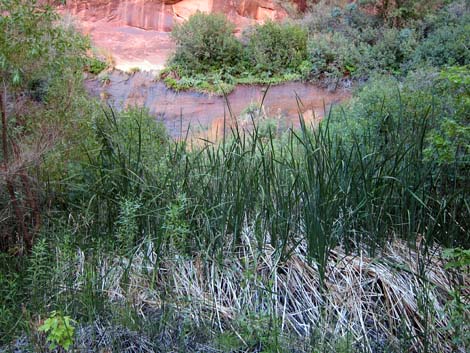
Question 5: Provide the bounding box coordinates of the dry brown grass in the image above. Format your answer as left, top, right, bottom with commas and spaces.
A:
76, 229, 469, 352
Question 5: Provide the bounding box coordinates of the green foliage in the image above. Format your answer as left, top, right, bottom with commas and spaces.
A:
414, 21, 470, 67
65, 107, 169, 247
0, 0, 95, 252
213, 313, 284, 352
245, 21, 308, 76
442, 247, 470, 348
358, 0, 445, 26
116, 198, 142, 251
163, 192, 190, 253
366, 27, 418, 73
165, 14, 308, 93
423, 66, 469, 168
443, 248, 470, 269
38, 311, 76, 351
308, 32, 363, 81
0, 0, 88, 89
300, 0, 470, 83
328, 69, 469, 246
0, 255, 24, 342
161, 66, 236, 94
445, 288, 470, 349
26, 238, 53, 310
1, 1, 470, 351
170, 11, 242, 75
85, 57, 107, 75
163, 1, 469, 90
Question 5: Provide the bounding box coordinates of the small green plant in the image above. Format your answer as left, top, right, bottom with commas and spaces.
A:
442, 248, 470, 349
38, 311, 76, 351
86, 57, 107, 75
163, 193, 190, 253
443, 248, 470, 269
116, 198, 142, 251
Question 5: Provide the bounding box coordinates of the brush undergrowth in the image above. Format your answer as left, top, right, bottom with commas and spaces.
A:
162, 1, 469, 93
1, 1, 469, 352
2, 66, 469, 351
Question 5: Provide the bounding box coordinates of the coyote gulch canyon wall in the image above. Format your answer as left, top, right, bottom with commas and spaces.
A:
63, 0, 306, 32
59, 0, 305, 70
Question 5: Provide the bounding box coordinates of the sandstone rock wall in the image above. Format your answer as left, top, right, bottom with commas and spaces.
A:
63, 0, 304, 32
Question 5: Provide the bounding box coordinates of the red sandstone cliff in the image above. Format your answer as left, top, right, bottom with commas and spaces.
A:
59, 0, 305, 71
63, 0, 304, 32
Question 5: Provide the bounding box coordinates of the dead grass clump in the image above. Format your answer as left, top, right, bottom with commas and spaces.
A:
85, 231, 468, 352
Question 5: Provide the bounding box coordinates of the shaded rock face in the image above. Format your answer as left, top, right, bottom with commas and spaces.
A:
64, 0, 304, 32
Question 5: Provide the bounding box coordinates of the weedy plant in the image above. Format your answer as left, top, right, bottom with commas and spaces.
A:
38, 311, 76, 351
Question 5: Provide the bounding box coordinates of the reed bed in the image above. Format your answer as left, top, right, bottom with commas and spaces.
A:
43, 95, 467, 351
65, 233, 467, 353
3, 81, 468, 351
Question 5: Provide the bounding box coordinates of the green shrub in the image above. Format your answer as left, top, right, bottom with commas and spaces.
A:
301, 2, 343, 33
301, 0, 470, 80
302, 1, 422, 79
424, 66, 470, 167
308, 32, 363, 80
170, 12, 242, 75
0, 0, 94, 252
163, 15, 309, 93
245, 21, 308, 76
366, 27, 418, 73
414, 21, 470, 67
328, 68, 469, 244
85, 57, 107, 75
358, 0, 445, 26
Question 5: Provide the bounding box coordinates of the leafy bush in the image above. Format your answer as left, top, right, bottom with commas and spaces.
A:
358, 0, 445, 26
0, 0, 92, 252
165, 14, 309, 93
414, 21, 470, 67
308, 32, 363, 80
303, 2, 420, 81
245, 21, 308, 75
301, 0, 470, 82
303, 1, 380, 34
328, 68, 469, 245
304, 33, 378, 82
366, 27, 418, 73
85, 57, 107, 75
170, 11, 242, 75
424, 66, 470, 167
